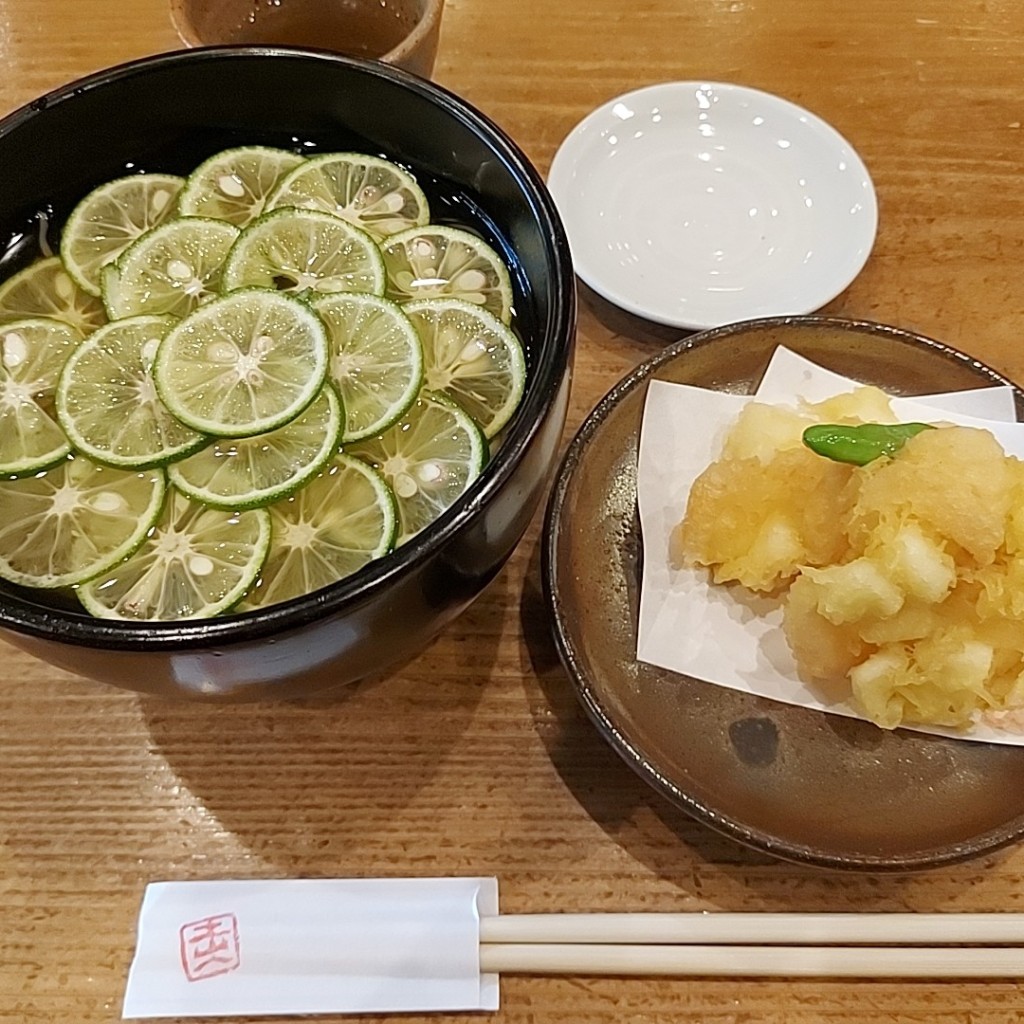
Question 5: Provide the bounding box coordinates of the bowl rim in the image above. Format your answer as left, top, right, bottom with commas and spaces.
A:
542, 313, 1024, 871
0, 46, 576, 649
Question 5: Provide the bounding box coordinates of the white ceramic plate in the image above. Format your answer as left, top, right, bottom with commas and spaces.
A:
547, 82, 878, 331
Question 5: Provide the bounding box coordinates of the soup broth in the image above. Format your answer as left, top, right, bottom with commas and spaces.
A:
0, 134, 529, 620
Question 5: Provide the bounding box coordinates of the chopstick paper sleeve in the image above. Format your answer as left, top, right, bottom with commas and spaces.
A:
122, 877, 499, 1018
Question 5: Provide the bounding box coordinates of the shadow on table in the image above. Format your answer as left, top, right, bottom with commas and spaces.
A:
138, 571, 510, 873
516, 532, 769, 866
577, 280, 690, 346
515, 532, 1014, 905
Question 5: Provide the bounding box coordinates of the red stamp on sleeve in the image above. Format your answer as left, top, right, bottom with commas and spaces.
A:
179, 912, 241, 981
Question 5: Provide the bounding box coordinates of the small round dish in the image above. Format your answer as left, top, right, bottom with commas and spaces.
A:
547, 82, 878, 331
543, 316, 1024, 871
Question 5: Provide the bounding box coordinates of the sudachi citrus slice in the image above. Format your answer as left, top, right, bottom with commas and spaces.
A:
382, 224, 514, 323
153, 288, 329, 437
403, 296, 526, 438
178, 146, 305, 228
0, 256, 107, 334
311, 291, 423, 442
60, 173, 185, 296
0, 317, 82, 476
168, 384, 343, 509
346, 390, 486, 544
78, 488, 270, 620
56, 314, 206, 469
237, 452, 397, 610
0, 454, 165, 588
102, 216, 239, 320
221, 207, 384, 299
267, 151, 429, 241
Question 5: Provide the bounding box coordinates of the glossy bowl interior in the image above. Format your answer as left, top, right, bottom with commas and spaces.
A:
0, 48, 575, 699
544, 316, 1024, 871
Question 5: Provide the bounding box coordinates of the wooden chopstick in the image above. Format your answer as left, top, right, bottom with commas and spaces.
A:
480, 913, 1024, 946
479, 943, 1024, 977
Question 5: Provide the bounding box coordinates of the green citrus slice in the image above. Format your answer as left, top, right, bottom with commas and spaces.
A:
382, 225, 514, 323
221, 207, 385, 299
168, 384, 342, 509
60, 173, 185, 296
0, 455, 165, 588
102, 216, 240, 320
77, 489, 270, 620
310, 291, 423, 442
178, 146, 306, 228
0, 256, 107, 334
403, 296, 526, 438
346, 390, 486, 544
237, 453, 397, 611
0, 318, 83, 475
56, 314, 205, 469
153, 288, 329, 437
267, 151, 429, 241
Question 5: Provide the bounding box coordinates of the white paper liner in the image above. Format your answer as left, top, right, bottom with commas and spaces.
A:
123, 877, 499, 1018
635, 346, 1024, 744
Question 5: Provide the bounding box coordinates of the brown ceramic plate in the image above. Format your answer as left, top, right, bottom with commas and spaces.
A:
544, 316, 1024, 871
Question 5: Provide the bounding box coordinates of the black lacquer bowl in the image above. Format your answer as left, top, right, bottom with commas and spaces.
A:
0, 48, 575, 699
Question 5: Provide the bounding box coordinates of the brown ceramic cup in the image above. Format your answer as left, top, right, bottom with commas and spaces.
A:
170, 0, 444, 79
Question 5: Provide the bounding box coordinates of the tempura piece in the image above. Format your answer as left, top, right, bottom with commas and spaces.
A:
677, 389, 1024, 732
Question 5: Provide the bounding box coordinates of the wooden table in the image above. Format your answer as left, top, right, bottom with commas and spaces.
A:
3, 1, 1024, 1021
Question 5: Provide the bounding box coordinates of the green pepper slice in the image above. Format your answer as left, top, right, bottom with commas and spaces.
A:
802, 422, 935, 466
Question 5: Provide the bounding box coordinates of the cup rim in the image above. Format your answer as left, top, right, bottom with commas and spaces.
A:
382, 0, 444, 63
170, 0, 445, 62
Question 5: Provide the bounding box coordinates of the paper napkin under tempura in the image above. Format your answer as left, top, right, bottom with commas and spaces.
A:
635, 346, 1024, 744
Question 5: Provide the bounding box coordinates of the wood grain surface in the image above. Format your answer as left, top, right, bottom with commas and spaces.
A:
3, 1, 1024, 1021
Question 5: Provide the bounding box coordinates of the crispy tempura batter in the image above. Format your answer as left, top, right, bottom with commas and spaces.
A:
676, 388, 1024, 730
